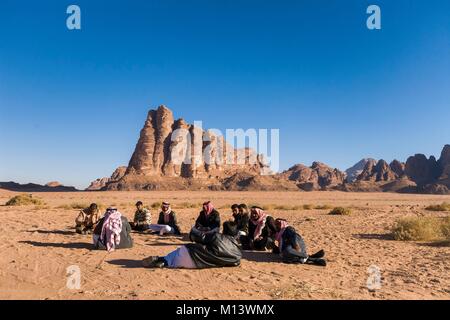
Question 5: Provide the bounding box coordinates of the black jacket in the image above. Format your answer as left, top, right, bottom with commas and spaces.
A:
186, 233, 242, 269
194, 209, 221, 230
93, 216, 134, 250
248, 215, 277, 240
157, 211, 181, 235
233, 213, 250, 234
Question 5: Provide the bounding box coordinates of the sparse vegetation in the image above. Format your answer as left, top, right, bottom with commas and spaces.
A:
303, 204, 313, 210
150, 201, 162, 209
315, 204, 332, 210
57, 202, 89, 210
425, 202, 450, 212
329, 207, 352, 215
5, 194, 45, 206
392, 217, 450, 242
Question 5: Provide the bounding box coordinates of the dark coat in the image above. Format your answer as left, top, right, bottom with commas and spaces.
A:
280, 226, 308, 263
233, 213, 250, 234
93, 216, 133, 250
157, 211, 181, 235
194, 209, 221, 231
186, 233, 242, 269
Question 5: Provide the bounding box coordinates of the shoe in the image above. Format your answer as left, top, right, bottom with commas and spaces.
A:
307, 257, 327, 267
142, 256, 166, 268
309, 250, 325, 259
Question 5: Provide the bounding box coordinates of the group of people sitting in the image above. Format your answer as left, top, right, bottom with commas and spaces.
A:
75, 201, 326, 269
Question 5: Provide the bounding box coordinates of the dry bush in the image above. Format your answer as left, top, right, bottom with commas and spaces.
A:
315, 204, 332, 210
425, 202, 450, 212
57, 202, 88, 210
175, 202, 201, 209
392, 217, 446, 241
5, 194, 45, 206
329, 207, 351, 215
303, 204, 313, 210
150, 202, 162, 209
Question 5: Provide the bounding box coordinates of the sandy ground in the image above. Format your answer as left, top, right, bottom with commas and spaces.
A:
0, 189, 449, 300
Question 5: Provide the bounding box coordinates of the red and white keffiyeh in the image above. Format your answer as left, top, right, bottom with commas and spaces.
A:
100, 208, 122, 252
251, 208, 268, 240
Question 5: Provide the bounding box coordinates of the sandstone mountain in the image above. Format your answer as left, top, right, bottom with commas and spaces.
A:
104, 105, 271, 191
86, 105, 449, 194
345, 158, 376, 183
279, 162, 345, 191
0, 181, 78, 192
86, 166, 127, 191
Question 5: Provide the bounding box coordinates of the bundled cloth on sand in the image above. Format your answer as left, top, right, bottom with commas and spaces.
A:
148, 202, 181, 235
189, 201, 221, 243
93, 208, 133, 251
75, 206, 100, 234
143, 223, 242, 269
241, 208, 277, 251
274, 219, 326, 267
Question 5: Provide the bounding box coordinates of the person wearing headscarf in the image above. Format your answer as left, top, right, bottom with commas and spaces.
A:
75, 203, 100, 235
148, 202, 181, 235
93, 207, 133, 251
273, 218, 326, 267
189, 201, 221, 243
240, 206, 277, 251
143, 221, 241, 269
130, 201, 152, 231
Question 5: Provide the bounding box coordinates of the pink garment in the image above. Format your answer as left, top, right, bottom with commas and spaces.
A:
203, 201, 214, 216
251, 208, 268, 240
100, 209, 122, 252
275, 220, 289, 245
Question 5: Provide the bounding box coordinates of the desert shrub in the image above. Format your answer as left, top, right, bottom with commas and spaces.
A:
315, 204, 332, 210
303, 204, 313, 210
441, 217, 450, 240
57, 202, 88, 210
425, 202, 450, 212
392, 217, 444, 241
5, 194, 45, 206
329, 207, 351, 216
175, 202, 200, 209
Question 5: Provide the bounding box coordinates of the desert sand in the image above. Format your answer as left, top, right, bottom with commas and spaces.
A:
0, 189, 449, 300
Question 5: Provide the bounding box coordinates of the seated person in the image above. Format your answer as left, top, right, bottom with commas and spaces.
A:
93, 207, 133, 251
130, 201, 151, 231
143, 221, 241, 269
240, 206, 277, 251
75, 203, 100, 234
234, 203, 250, 236
148, 202, 181, 235
189, 201, 221, 243
273, 219, 326, 267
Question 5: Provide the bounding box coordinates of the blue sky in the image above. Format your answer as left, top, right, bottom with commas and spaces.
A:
1, 0, 449, 189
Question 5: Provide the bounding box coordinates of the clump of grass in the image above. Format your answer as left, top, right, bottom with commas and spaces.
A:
392, 217, 446, 241
315, 204, 332, 210
425, 202, 450, 212
329, 207, 351, 216
150, 201, 162, 209
176, 202, 201, 209
303, 204, 313, 210
5, 194, 45, 206
57, 202, 89, 210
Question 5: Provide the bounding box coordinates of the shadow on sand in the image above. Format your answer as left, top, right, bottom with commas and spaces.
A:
26, 229, 76, 236
19, 240, 92, 250
241, 250, 280, 263
107, 259, 144, 269
353, 233, 394, 241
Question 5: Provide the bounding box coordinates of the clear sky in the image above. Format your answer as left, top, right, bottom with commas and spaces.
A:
1, 0, 449, 189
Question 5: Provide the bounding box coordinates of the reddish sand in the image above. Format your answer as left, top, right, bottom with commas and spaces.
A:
0, 189, 449, 300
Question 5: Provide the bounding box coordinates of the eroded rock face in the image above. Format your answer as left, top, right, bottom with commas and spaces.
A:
86, 166, 127, 191
404, 154, 440, 186
357, 159, 399, 182
280, 162, 345, 190
345, 159, 376, 183
106, 105, 269, 190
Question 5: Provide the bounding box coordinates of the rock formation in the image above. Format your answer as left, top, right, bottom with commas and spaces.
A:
345, 158, 376, 183
104, 105, 270, 191
279, 162, 345, 191
86, 166, 127, 191
0, 181, 78, 192
357, 159, 404, 182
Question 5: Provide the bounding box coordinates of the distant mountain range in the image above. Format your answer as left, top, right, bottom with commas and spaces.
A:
0, 181, 79, 192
